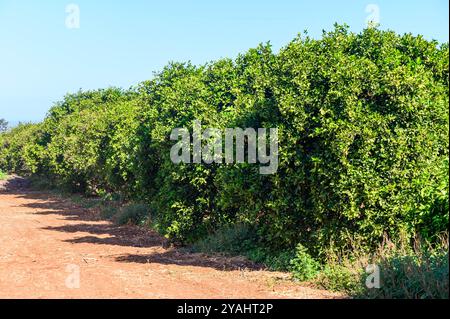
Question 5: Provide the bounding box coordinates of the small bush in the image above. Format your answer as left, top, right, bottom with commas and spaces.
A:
114, 203, 149, 225
289, 244, 321, 281
100, 205, 119, 220
192, 224, 295, 271
0, 170, 6, 180
192, 224, 258, 255
29, 176, 55, 190
316, 264, 362, 294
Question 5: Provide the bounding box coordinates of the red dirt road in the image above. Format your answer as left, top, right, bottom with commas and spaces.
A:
0, 177, 341, 299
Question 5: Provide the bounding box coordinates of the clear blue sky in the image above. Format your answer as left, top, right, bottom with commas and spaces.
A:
0, 0, 448, 124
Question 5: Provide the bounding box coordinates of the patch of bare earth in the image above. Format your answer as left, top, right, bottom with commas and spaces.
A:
0, 176, 343, 299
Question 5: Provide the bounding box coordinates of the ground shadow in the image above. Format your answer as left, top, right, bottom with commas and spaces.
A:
42, 223, 165, 248
0, 175, 31, 193
115, 250, 265, 271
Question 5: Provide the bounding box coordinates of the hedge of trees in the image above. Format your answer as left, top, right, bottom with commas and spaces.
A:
1, 26, 448, 259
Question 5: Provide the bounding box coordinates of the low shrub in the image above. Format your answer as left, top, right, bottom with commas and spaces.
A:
289, 244, 321, 281
114, 203, 149, 225
28, 175, 55, 190
258, 250, 295, 272
100, 205, 119, 220
192, 224, 295, 271
316, 264, 362, 294
357, 238, 449, 299
192, 224, 258, 255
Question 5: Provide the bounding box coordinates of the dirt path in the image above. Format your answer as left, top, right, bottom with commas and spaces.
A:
0, 176, 341, 299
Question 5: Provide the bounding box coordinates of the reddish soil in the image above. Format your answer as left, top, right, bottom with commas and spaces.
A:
0, 176, 342, 299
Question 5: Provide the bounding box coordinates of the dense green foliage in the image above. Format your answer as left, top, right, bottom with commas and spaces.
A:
1, 26, 448, 268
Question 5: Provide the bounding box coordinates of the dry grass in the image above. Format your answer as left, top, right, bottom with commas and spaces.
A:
316, 233, 449, 299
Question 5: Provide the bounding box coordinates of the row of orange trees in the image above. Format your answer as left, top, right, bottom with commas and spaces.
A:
1, 25, 448, 259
